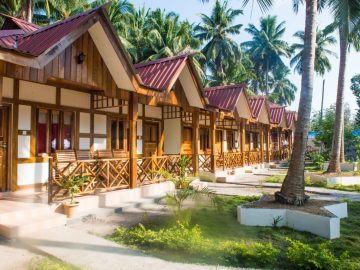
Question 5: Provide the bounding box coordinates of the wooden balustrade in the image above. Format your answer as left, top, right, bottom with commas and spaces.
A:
50, 158, 130, 202
199, 154, 212, 172
248, 151, 261, 165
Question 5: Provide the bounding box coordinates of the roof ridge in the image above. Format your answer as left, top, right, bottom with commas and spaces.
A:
135, 53, 192, 68
0, 12, 41, 29
18, 6, 102, 40
205, 83, 246, 91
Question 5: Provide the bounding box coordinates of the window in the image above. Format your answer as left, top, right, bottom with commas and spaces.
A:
227, 130, 236, 151
200, 128, 210, 152
111, 120, 126, 150
252, 133, 259, 150
37, 109, 48, 155
36, 109, 75, 155
144, 123, 158, 144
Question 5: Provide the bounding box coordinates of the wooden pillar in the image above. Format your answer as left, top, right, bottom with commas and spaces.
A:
0, 76, 3, 105
192, 108, 199, 175
278, 127, 282, 159
210, 111, 217, 173
129, 92, 138, 188
266, 125, 270, 163
158, 118, 164, 156
259, 124, 264, 163
240, 119, 246, 166
289, 130, 293, 155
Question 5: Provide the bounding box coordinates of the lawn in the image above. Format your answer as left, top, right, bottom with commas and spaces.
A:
265, 175, 360, 192
109, 195, 360, 269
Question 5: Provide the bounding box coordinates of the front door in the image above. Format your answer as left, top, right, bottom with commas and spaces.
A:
143, 122, 159, 157
0, 106, 9, 191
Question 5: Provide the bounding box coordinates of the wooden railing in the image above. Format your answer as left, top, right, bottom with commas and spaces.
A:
216, 152, 243, 170
248, 151, 261, 165
199, 154, 212, 172
49, 158, 130, 202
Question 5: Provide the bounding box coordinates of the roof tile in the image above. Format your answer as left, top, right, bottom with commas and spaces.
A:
204, 84, 246, 111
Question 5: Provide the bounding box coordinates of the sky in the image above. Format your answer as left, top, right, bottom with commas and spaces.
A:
131, 0, 360, 115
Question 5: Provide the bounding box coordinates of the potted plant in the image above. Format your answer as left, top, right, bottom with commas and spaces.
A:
61, 174, 87, 218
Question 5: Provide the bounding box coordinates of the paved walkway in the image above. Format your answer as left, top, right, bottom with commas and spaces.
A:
20, 227, 248, 270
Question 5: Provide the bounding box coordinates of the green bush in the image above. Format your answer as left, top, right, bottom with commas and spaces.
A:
221, 241, 280, 267
308, 152, 325, 170
286, 239, 354, 270
112, 222, 213, 256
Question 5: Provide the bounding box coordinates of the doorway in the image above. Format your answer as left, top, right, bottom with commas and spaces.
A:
143, 122, 159, 157
0, 105, 10, 191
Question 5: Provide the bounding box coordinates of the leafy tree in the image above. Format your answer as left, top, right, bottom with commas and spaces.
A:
351, 74, 360, 128
243, 15, 292, 94
194, 0, 242, 74
291, 24, 337, 76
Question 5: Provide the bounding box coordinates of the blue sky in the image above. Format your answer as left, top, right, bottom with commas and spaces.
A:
131, 0, 360, 114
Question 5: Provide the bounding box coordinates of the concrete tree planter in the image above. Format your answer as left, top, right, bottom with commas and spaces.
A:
323, 162, 358, 172
238, 199, 347, 239
309, 173, 360, 186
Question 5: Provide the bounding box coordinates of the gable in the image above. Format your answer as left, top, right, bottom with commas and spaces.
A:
258, 104, 270, 124
178, 64, 204, 109
235, 91, 252, 119
279, 114, 287, 128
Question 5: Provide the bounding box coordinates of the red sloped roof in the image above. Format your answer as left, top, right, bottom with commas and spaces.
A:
204, 84, 246, 111
286, 111, 296, 128
248, 95, 266, 118
135, 54, 189, 90
0, 29, 24, 48
9, 7, 101, 56
0, 13, 41, 33
268, 102, 286, 124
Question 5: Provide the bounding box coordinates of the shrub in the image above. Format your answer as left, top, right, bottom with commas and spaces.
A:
221, 241, 280, 267
112, 222, 214, 256
308, 152, 325, 170
286, 239, 354, 270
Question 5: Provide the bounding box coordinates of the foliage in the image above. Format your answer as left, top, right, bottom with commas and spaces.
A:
268, 66, 297, 106
243, 15, 292, 95
286, 239, 353, 270
61, 175, 87, 204
291, 24, 337, 76
222, 241, 280, 267
351, 74, 360, 128
110, 195, 360, 269
308, 151, 325, 170
310, 104, 354, 159
28, 257, 82, 270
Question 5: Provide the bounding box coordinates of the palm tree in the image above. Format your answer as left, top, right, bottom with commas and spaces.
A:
0, 0, 22, 17
269, 67, 297, 106
199, 0, 320, 205
146, 9, 201, 61
291, 24, 337, 76
242, 15, 292, 94
194, 0, 242, 74
327, 0, 360, 173
275, 0, 318, 205
34, 0, 89, 24
91, 0, 135, 36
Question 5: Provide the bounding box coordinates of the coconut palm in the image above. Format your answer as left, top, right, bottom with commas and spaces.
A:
242, 15, 292, 95
34, 0, 89, 24
91, 0, 135, 36
291, 24, 337, 76
198, 0, 320, 205
269, 67, 297, 106
146, 9, 201, 61
194, 0, 242, 74
327, 0, 360, 173
275, 0, 318, 205
0, 0, 22, 17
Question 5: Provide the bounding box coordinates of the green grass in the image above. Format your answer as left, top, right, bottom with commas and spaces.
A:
28, 257, 82, 270
265, 175, 360, 192
109, 195, 360, 269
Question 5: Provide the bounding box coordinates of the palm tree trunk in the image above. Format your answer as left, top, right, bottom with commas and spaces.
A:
22, 0, 32, 23
327, 28, 348, 173
340, 124, 345, 163
275, 0, 317, 205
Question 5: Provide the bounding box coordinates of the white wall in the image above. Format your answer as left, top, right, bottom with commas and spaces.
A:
79, 138, 90, 150
164, 119, 181, 154
94, 114, 107, 134
223, 130, 227, 152
235, 92, 252, 120
61, 88, 90, 109
18, 105, 31, 131
18, 135, 31, 158
19, 81, 56, 104
17, 163, 49, 185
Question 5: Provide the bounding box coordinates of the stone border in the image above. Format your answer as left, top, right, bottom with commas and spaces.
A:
237, 202, 347, 239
